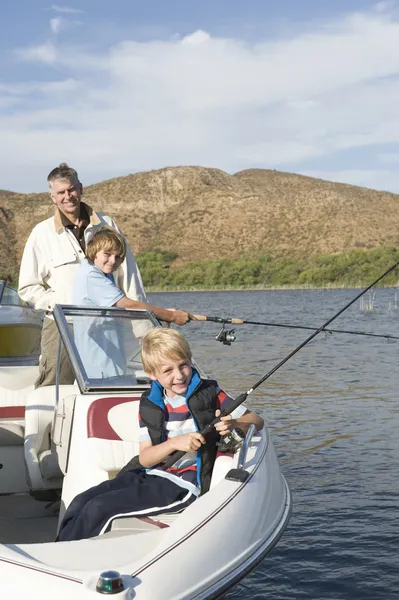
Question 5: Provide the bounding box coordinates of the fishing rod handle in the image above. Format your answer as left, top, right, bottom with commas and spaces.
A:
159, 416, 228, 470
192, 314, 244, 324
159, 392, 248, 470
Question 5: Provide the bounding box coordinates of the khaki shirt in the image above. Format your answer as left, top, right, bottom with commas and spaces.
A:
18, 203, 147, 312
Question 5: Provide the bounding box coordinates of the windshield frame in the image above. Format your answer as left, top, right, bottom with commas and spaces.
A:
0, 280, 5, 303
53, 304, 161, 394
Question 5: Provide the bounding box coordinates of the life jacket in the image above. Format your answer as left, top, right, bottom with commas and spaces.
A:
119, 369, 220, 494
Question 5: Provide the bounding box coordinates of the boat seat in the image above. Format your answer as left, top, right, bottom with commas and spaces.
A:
0, 366, 39, 422
86, 396, 142, 474
86, 399, 237, 534
110, 451, 236, 533
24, 385, 78, 491
109, 452, 236, 533
0, 365, 39, 391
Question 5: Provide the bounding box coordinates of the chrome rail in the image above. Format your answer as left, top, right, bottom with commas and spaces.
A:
236, 424, 256, 470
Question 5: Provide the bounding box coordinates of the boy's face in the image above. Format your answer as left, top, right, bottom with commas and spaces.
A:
94, 250, 123, 275
150, 357, 192, 398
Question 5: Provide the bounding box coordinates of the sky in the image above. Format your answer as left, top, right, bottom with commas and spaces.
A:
1, 0, 399, 193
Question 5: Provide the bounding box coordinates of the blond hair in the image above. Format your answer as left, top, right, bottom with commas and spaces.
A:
47, 162, 80, 191
141, 328, 192, 376
86, 226, 126, 264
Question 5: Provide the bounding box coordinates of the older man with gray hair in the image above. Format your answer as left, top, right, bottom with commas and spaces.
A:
18, 163, 150, 387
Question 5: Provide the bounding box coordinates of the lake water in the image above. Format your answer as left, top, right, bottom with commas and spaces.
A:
149, 288, 399, 600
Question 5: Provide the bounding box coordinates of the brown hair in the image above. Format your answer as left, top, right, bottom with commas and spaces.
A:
141, 328, 192, 376
47, 162, 80, 190
86, 226, 126, 264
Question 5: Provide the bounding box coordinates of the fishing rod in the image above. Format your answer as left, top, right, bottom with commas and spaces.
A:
161, 258, 399, 470
190, 315, 399, 344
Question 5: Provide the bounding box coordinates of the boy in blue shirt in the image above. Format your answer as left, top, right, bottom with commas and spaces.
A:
72, 227, 191, 377
57, 328, 264, 541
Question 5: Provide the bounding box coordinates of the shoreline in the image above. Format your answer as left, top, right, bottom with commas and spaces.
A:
147, 283, 398, 293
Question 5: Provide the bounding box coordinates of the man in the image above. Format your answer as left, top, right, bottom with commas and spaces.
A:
18, 163, 186, 387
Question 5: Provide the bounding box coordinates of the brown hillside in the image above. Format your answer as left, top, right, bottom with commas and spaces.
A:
1, 166, 399, 274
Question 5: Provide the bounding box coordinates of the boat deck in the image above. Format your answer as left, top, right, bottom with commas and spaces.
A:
0, 493, 59, 544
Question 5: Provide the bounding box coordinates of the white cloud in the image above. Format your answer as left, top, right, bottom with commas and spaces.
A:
51, 4, 83, 14
50, 17, 63, 35
3, 7, 399, 192
15, 42, 57, 64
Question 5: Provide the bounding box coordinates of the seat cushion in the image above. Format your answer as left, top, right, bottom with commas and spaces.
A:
38, 448, 64, 480
0, 366, 39, 390
86, 396, 142, 473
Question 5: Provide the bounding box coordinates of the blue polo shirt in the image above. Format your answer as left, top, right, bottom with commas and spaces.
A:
73, 259, 125, 378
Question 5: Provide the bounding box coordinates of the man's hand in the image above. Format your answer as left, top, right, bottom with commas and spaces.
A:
171, 432, 206, 452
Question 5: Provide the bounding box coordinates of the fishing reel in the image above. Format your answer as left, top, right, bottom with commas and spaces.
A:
217, 428, 245, 452
215, 324, 236, 345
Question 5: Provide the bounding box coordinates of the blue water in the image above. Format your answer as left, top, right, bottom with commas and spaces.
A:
149, 288, 399, 600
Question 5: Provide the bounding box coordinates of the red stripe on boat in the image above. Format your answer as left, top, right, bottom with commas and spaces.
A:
0, 406, 25, 418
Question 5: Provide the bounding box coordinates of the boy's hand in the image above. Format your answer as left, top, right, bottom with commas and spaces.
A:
170, 309, 191, 326
214, 409, 235, 437
172, 432, 205, 452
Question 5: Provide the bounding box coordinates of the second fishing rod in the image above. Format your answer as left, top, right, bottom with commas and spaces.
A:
161, 257, 399, 470
191, 316, 399, 342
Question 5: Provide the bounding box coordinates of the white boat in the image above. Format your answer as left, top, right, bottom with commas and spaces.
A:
0, 302, 291, 599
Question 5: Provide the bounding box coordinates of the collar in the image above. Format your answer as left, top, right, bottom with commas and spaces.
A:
147, 368, 202, 409
53, 202, 101, 233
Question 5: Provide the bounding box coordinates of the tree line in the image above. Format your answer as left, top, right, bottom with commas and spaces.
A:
136, 246, 399, 290
3, 246, 399, 292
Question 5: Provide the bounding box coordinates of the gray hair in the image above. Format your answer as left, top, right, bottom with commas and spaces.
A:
47, 162, 80, 191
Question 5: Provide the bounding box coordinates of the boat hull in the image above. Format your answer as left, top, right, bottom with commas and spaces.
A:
0, 429, 291, 599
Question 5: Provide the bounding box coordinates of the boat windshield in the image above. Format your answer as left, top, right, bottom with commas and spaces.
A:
0, 281, 28, 306
53, 305, 160, 393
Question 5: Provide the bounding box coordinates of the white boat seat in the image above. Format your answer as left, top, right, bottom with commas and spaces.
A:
110, 452, 236, 533
85, 400, 237, 534
86, 396, 141, 473
0, 367, 39, 421
24, 385, 78, 490
0, 366, 39, 391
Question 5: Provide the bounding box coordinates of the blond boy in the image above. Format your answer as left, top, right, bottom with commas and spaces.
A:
57, 329, 263, 541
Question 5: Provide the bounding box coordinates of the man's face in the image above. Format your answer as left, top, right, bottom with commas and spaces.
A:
49, 178, 82, 216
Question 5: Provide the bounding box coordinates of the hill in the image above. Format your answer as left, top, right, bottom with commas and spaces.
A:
1, 166, 399, 278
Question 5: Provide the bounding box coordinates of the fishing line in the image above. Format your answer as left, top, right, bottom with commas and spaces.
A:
191, 315, 399, 342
